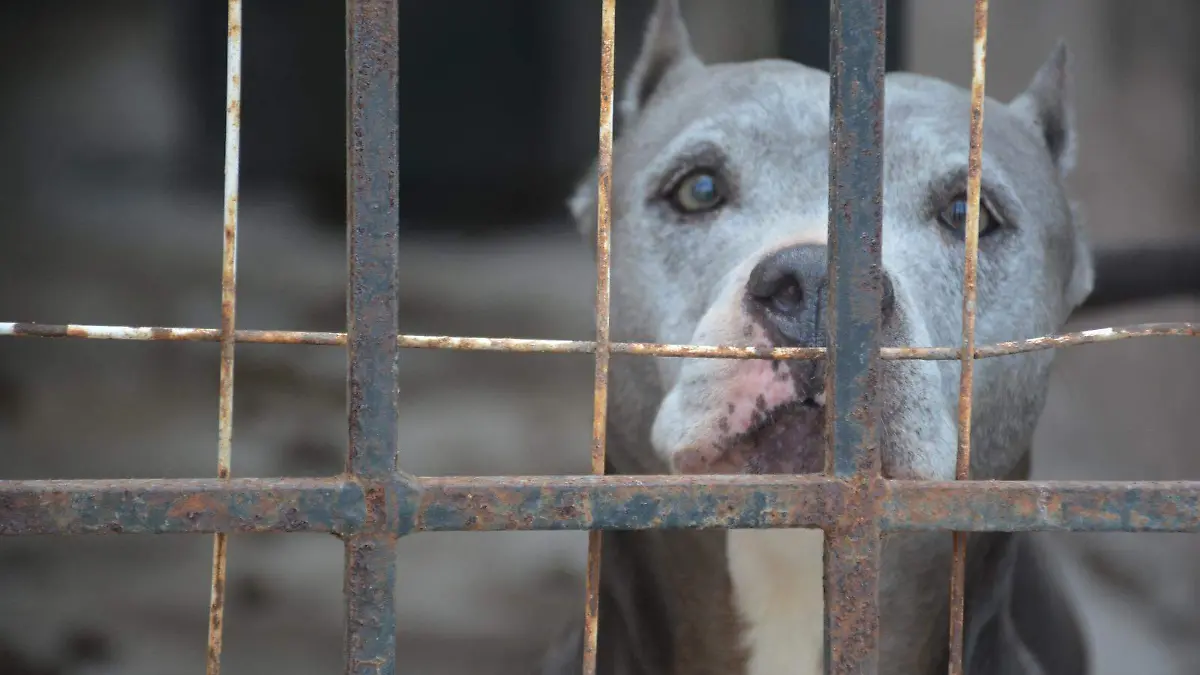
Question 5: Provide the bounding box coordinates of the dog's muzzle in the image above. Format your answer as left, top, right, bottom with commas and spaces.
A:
745, 243, 895, 397
656, 243, 907, 477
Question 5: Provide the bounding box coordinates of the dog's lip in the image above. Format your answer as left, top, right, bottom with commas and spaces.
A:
673, 394, 827, 475
733, 396, 822, 448
671, 390, 911, 478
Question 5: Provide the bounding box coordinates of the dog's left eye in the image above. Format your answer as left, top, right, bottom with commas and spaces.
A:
939, 194, 1000, 237
669, 171, 725, 213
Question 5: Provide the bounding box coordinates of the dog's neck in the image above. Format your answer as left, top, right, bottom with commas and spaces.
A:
727, 527, 825, 675
728, 447, 1033, 675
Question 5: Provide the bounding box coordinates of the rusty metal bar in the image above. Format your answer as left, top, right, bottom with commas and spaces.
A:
2, 321, 1194, 360
826, 0, 887, 476
206, 2, 243, 672
949, 1, 990, 672
417, 477, 1200, 534
824, 0, 887, 671
583, 1, 616, 673
7, 476, 1200, 536
343, 1, 401, 673
416, 474, 837, 532
882, 479, 1200, 532
0, 478, 361, 535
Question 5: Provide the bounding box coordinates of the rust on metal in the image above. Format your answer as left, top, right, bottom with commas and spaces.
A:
1, 321, 1194, 361
415, 474, 836, 532
415, 476, 1200, 535
7, 475, 1200, 536
0, 478, 361, 535
824, 0, 888, 671
402, 334, 591, 353
949, 2, 990, 672
614, 342, 823, 360
584, 1, 616, 673
343, 1, 401, 673
207, 2, 243, 673
882, 479, 1200, 533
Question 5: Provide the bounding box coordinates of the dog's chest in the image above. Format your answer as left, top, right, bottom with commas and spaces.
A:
727, 528, 825, 675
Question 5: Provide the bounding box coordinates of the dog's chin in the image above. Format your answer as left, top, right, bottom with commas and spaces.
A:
673, 398, 826, 475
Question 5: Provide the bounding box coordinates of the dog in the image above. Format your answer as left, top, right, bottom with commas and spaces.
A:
540, 1, 1093, 673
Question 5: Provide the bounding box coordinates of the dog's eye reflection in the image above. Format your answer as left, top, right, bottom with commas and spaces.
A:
669, 171, 725, 214
939, 194, 999, 238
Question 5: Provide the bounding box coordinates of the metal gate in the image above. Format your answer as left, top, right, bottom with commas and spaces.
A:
2, 1, 1198, 674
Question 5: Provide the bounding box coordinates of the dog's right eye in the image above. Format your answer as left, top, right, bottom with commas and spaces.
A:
668, 171, 726, 214
938, 193, 1001, 238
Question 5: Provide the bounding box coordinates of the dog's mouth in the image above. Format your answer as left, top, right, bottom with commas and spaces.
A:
673, 395, 826, 475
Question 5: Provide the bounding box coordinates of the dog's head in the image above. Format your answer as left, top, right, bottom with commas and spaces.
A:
571, 0, 1093, 482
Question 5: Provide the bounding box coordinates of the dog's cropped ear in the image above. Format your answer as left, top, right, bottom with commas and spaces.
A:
1011, 40, 1076, 178
620, 0, 704, 124
1011, 41, 1093, 312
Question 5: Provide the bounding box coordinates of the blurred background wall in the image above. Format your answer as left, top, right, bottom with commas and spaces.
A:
0, 2, 1197, 674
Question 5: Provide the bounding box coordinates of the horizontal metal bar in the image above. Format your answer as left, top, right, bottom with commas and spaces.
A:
0, 478, 362, 535
422, 477, 1200, 533
7, 476, 1199, 535
883, 479, 1200, 532
1, 321, 1194, 360
415, 474, 836, 532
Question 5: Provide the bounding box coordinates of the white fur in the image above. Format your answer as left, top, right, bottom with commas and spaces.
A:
728, 528, 826, 675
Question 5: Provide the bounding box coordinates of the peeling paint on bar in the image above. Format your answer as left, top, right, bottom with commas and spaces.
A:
1, 321, 1193, 360
207, 2, 244, 671
4, 477, 1200, 536
0, 478, 361, 535
824, 0, 888, 670
949, 1, 990, 671
343, 1, 401, 673
884, 480, 1200, 533
414, 475, 835, 532
583, 1, 617, 672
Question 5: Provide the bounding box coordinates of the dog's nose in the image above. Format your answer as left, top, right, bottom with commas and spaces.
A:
747, 244, 895, 345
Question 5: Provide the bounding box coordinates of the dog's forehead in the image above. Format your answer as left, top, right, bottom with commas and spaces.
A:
621, 60, 828, 160
620, 61, 1049, 179
884, 72, 1050, 170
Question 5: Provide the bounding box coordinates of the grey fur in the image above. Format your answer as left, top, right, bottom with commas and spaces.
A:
547, 1, 1092, 673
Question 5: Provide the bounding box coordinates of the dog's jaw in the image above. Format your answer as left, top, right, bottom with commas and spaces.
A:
668, 380, 826, 476
677, 398, 825, 475
650, 269, 832, 477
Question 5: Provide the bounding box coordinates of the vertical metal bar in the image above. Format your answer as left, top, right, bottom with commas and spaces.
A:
779, 0, 908, 72
206, 2, 242, 673
825, 0, 887, 481
343, 1, 400, 674
949, 1, 989, 673
583, 2, 616, 674
824, 0, 886, 672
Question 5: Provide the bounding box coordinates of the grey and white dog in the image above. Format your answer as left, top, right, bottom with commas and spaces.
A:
542, 1, 1093, 673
